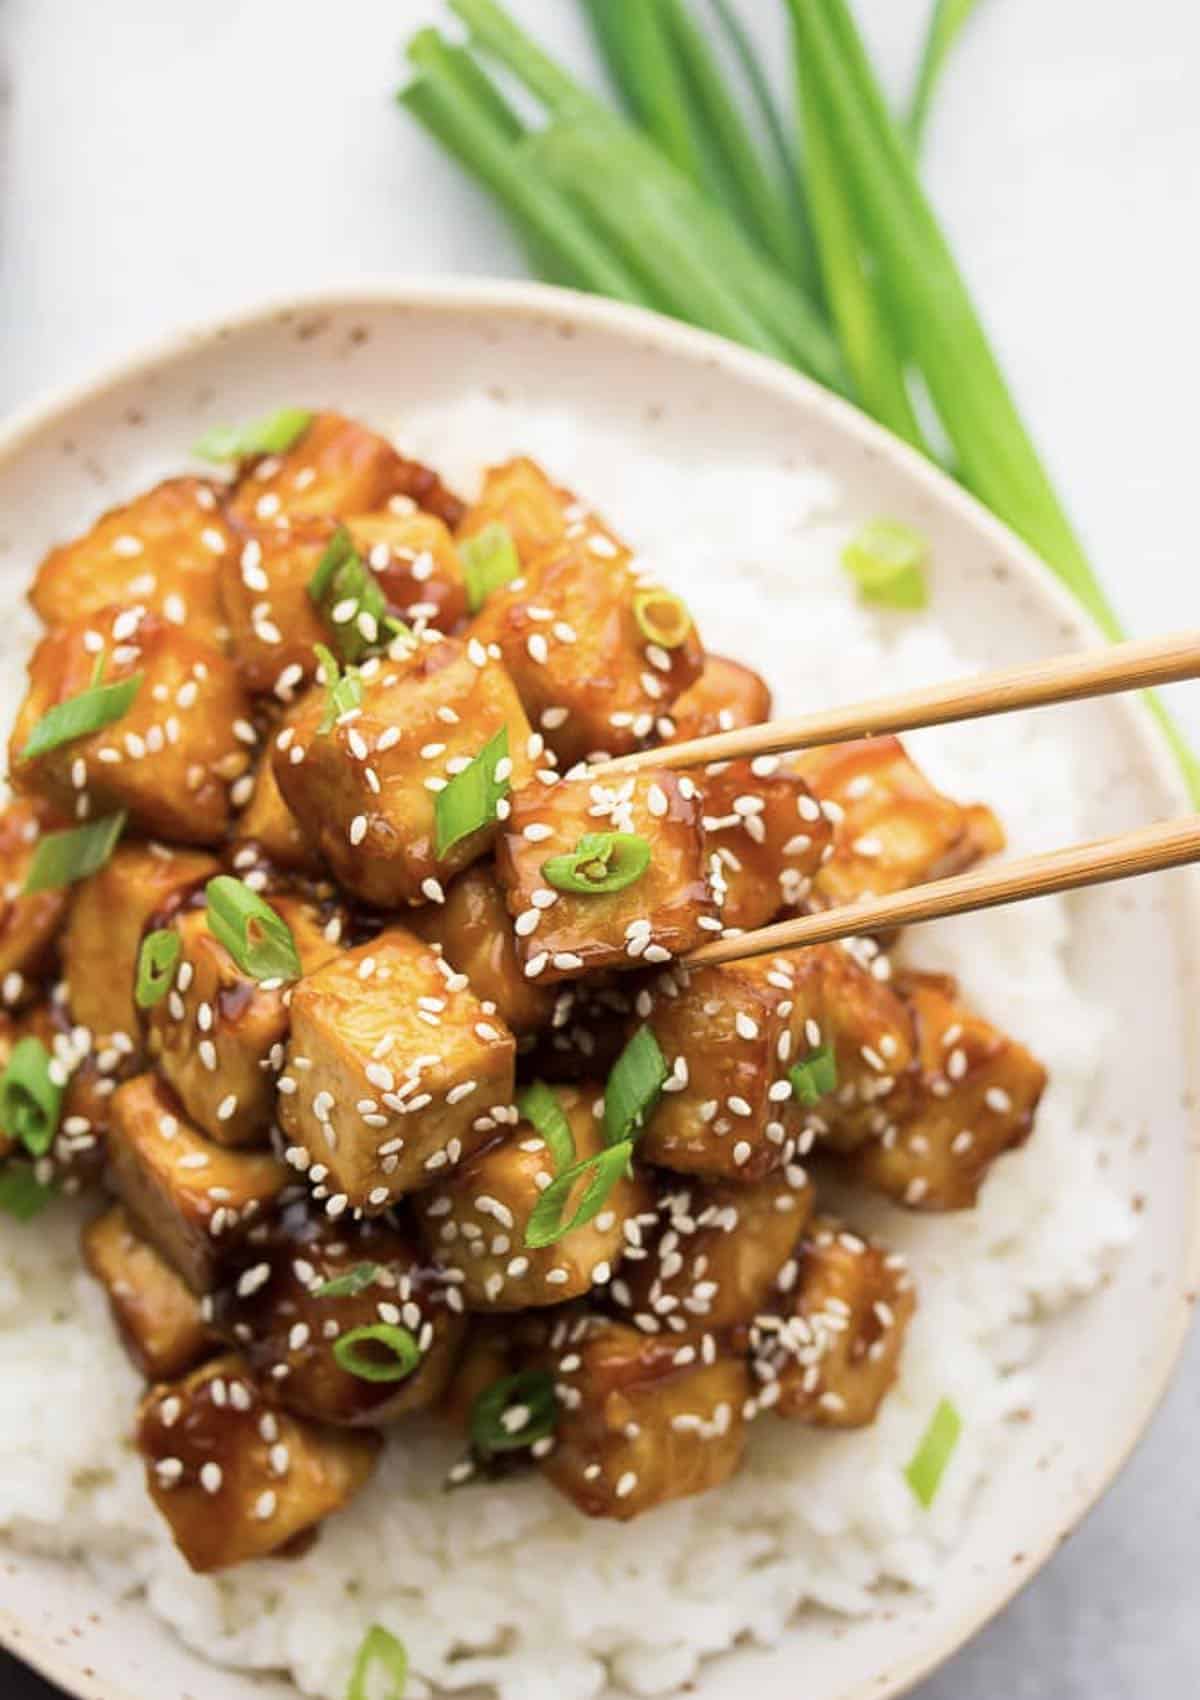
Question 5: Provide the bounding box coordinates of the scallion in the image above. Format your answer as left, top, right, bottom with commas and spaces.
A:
908, 0, 983, 150
469, 1368, 557, 1457
789, 1043, 838, 1105
315, 1262, 382, 1299
0, 1166, 57, 1222
308, 526, 398, 665
135, 928, 182, 1010
842, 520, 929, 610
461, 522, 521, 612
332, 1323, 421, 1384
346, 1625, 408, 1700
905, 1396, 962, 1507
434, 726, 510, 857
603, 1024, 668, 1146
21, 673, 143, 761
0, 1037, 63, 1158
314, 643, 364, 735
194, 407, 312, 464
516, 1081, 576, 1171
23, 812, 126, 893
631, 587, 693, 649
524, 1139, 634, 1249
542, 831, 651, 897
205, 876, 302, 983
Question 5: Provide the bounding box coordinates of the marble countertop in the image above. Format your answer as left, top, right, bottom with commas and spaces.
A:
1, 1, 1198, 1696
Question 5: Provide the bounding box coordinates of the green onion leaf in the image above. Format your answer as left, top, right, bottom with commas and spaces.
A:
469, 1368, 557, 1457
524, 1140, 633, 1248
434, 726, 510, 857
842, 520, 929, 611
0, 1165, 57, 1222
23, 812, 126, 893
461, 522, 521, 613
135, 928, 182, 1010
346, 1625, 408, 1700
908, 0, 982, 150
205, 876, 302, 982
332, 1323, 421, 1384
905, 1397, 962, 1507
516, 1081, 576, 1171
603, 1024, 668, 1147
314, 643, 364, 735
315, 1262, 382, 1300
21, 673, 143, 761
308, 526, 398, 665
194, 407, 313, 464
789, 1044, 838, 1106
542, 831, 651, 897
0, 1037, 63, 1158
631, 587, 692, 649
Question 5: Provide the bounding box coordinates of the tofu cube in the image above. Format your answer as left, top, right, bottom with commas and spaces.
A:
0, 798, 70, 1010
278, 929, 516, 1210
145, 894, 344, 1147
82, 1202, 215, 1379
495, 768, 717, 984
347, 510, 467, 634
217, 518, 333, 697
62, 843, 219, 1046
661, 653, 772, 744
415, 1083, 650, 1310
233, 750, 324, 874
406, 862, 554, 1037
793, 736, 1003, 908
538, 1315, 750, 1519
614, 1168, 814, 1335
219, 1201, 465, 1425
10, 606, 252, 845
850, 970, 1046, 1209
754, 1217, 915, 1427
457, 455, 606, 566
31, 477, 232, 650
273, 634, 535, 908
137, 1353, 380, 1572
108, 1073, 291, 1292
226, 411, 410, 527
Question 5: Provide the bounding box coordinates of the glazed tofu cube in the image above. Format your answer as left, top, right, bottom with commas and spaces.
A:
793, 736, 1003, 908
233, 750, 324, 874
538, 1315, 750, 1519
219, 1201, 465, 1425
273, 634, 535, 908
495, 768, 716, 984
278, 929, 516, 1210
699, 762, 833, 933
62, 843, 218, 1046
82, 1202, 214, 1379
661, 653, 772, 744
850, 971, 1046, 1209
145, 895, 344, 1147
347, 510, 467, 634
406, 863, 554, 1037
137, 1353, 380, 1573
10, 606, 252, 845
217, 519, 333, 697
470, 532, 704, 767
457, 456, 611, 566
108, 1073, 291, 1292
31, 477, 232, 650
754, 1218, 915, 1427
415, 1083, 650, 1310
614, 1168, 814, 1335
0, 798, 69, 1010
226, 411, 410, 528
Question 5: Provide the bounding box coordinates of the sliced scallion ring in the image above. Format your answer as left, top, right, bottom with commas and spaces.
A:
603, 1024, 668, 1147
23, 812, 127, 893
516, 1081, 576, 1172
461, 522, 521, 613
434, 726, 510, 857
346, 1625, 408, 1700
632, 586, 693, 649
135, 928, 181, 1010
905, 1397, 962, 1507
469, 1369, 558, 1458
315, 1262, 382, 1299
524, 1139, 634, 1249
205, 876, 302, 982
193, 407, 313, 464
0, 1165, 57, 1222
332, 1323, 421, 1383
21, 672, 143, 761
0, 1037, 63, 1158
842, 520, 929, 611
542, 831, 651, 896
789, 1044, 838, 1105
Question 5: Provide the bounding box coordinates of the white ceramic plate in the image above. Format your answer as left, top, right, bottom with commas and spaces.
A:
0, 281, 1197, 1700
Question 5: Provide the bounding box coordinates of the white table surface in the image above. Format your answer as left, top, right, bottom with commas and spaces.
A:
1, 2, 1198, 1696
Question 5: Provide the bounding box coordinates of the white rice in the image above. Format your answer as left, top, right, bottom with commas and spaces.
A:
0, 397, 1135, 1700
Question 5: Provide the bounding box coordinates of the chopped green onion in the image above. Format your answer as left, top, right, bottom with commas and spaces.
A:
23, 812, 126, 893
308, 526, 398, 665
789, 1044, 838, 1106
631, 587, 692, 649
315, 1262, 382, 1299
0, 1037, 63, 1158
603, 1024, 668, 1147
332, 1323, 421, 1383
135, 928, 182, 1010
542, 831, 651, 896
842, 520, 929, 611
21, 673, 143, 761
89, 648, 108, 689
434, 726, 510, 857
0, 1166, 57, 1222
516, 1081, 576, 1171
314, 643, 364, 735
194, 407, 313, 464
524, 1139, 634, 1248
469, 1368, 557, 1457
205, 876, 302, 982
461, 522, 521, 612
905, 1397, 962, 1507
908, 0, 982, 150
346, 1625, 408, 1700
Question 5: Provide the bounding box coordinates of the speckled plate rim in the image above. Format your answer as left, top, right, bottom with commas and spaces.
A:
0, 277, 1197, 1700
